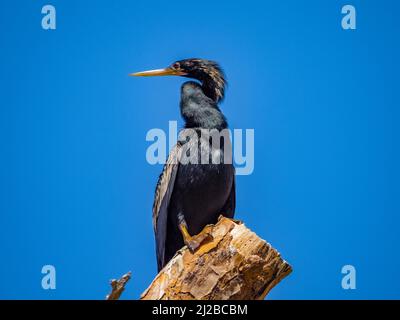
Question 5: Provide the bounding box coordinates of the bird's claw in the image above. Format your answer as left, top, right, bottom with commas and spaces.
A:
185, 226, 214, 253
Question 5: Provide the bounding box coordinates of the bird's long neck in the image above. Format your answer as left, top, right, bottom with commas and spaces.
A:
185, 59, 226, 103
201, 76, 224, 103
180, 82, 227, 130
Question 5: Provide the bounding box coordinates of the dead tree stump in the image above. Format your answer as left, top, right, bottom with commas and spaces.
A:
140, 216, 292, 300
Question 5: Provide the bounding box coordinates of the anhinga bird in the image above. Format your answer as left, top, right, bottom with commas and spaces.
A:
131, 59, 235, 271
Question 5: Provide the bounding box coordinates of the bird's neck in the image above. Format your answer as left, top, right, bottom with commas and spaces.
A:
183, 107, 227, 130
180, 83, 227, 130
201, 77, 224, 103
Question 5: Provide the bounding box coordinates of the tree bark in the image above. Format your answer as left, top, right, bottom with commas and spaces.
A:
140, 216, 292, 300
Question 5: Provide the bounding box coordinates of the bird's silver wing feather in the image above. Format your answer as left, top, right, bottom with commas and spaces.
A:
152, 142, 182, 229
153, 142, 182, 270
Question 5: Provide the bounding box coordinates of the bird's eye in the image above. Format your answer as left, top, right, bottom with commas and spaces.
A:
172, 62, 180, 69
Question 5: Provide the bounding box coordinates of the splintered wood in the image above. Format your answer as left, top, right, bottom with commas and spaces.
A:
141, 217, 292, 300
106, 272, 132, 300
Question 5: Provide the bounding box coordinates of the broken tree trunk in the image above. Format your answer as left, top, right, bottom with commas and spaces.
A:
106, 272, 132, 300
140, 216, 292, 300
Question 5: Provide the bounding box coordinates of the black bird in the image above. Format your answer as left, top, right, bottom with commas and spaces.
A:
131, 59, 235, 271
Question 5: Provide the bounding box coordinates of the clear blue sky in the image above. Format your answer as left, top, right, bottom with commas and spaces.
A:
0, 0, 399, 299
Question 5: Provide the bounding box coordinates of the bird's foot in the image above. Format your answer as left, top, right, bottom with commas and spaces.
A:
185, 225, 214, 253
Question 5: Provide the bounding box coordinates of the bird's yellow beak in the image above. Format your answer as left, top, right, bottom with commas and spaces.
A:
129, 68, 187, 77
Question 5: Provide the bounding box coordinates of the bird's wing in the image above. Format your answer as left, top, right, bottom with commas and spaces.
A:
152, 142, 182, 271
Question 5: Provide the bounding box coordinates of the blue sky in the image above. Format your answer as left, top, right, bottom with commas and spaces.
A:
0, 0, 399, 299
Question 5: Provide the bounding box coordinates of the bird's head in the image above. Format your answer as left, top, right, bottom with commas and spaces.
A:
130, 58, 226, 103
